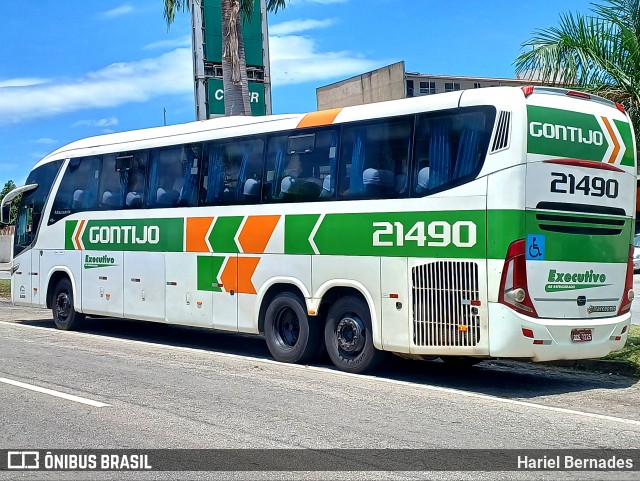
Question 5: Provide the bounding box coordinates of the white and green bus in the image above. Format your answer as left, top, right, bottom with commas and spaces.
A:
2, 86, 636, 373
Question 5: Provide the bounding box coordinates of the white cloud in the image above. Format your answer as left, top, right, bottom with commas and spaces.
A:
270, 18, 334, 36
98, 4, 135, 20
32, 138, 58, 145
0, 78, 49, 88
0, 27, 381, 124
269, 34, 381, 86
73, 117, 119, 128
0, 48, 192, 125
144, 35, 192, 50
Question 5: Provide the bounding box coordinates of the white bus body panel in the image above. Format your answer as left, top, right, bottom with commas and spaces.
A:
81, 251, 124, 317
12, 251, 33, 306
488, 303, 630, 361
165, 253, 214, 328
124, 252, 166, 323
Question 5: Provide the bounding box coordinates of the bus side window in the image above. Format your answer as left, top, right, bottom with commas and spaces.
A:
201, 138, 264, 206
51, 156, 101, 221
412, 108, 494, 196
99, 154, 124, 209
146, 144, 202, 209
264, 129, 337, 203
339, 118, 411, 200
123, 151, 148, 209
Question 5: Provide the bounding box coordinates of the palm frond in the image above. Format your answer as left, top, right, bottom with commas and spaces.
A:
163, 0, 190, 27
515, 0, 640, 115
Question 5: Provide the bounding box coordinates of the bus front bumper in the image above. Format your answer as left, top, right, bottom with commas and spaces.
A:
488, 303, 631, 362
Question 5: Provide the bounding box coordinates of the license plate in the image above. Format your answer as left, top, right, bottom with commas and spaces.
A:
571, 328, 592, 342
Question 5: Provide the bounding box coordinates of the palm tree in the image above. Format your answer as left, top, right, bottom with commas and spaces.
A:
164, 0, 286, 116
515, 0, 640, 136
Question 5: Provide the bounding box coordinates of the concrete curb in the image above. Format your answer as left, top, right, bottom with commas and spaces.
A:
541, 359, 637, 377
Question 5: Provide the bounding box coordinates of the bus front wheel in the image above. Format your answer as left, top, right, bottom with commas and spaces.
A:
264, 292, 323, 364
324, 296, 384, 374
51, 278, 85, 331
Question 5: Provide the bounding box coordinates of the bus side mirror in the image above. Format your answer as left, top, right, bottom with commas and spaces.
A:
0, 202, 10, 225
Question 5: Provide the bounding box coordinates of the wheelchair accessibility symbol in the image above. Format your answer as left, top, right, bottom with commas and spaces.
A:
526, 234, 545, 260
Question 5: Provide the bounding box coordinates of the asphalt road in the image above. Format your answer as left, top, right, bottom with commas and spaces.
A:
0, 300, 639, 480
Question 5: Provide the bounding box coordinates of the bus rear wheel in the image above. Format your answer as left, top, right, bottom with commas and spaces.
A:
324, 296, 384, 374
264, 292, 323, 364
51, 277, 85, 331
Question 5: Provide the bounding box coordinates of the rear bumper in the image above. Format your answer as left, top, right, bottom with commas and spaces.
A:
488, 303, 631, 362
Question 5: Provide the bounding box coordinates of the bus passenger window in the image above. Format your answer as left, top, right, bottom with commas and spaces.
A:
51, 156, 101, 220
147, 145, 199, 208
339, 118, 412, 200
265, 129, 337, 203
200, 138, 264, 206
412, 107, 495, 196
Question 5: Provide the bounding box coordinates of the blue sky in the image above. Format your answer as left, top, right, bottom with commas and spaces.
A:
0, 0, 592, 186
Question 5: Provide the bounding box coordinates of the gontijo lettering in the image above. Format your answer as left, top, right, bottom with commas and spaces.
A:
88, 225, 160, 245
529, 122, 604, 145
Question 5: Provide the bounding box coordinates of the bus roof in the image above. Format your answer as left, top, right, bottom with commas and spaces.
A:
32, 86, 561, 169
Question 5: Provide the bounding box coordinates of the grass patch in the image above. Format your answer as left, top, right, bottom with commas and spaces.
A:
0, 279, 9, 300
604, 325, 640, 377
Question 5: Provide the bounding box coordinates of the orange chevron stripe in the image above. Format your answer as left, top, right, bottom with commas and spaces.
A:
186, 217, 214, 252
220, 257, 237, 293
219, 256, 260, 294
74, 220, 85, 250
296, 108, 342, 129
237, 215, 280, 253
237, 257, 260, 295
601, 117, 620, 164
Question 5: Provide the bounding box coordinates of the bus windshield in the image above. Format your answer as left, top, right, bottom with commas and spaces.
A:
13, 160, 62, 256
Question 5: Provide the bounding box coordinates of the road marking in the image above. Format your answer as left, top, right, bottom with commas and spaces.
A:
1, 320, 639, 425
0, 376, 109, 408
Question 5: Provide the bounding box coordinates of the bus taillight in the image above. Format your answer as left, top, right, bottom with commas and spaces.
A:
521, 85, 535, 97
618, 245, 635, 315
498, 239, 538, 317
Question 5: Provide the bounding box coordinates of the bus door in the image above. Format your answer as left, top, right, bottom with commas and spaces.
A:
81, 250, 124, 317
124, 252, 165, 323
165, 252, 237, 330
12, 199, 35, 306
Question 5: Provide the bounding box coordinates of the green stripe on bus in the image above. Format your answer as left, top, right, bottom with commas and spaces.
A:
525, 210, 631, 263
526, 105, 634, 164
487, 210, 525, 260
80, 218, 184, 252
197, 255, 225, 292
208, 216, 243, 253
284, 214, 320, 255
287, 211, 488, 258
65, 220, 78, 250
614, 119, 636, 167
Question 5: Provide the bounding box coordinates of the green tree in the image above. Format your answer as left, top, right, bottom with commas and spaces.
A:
0, 180, 18, 225
164, 0, 287, 116
515, 0, 640, 138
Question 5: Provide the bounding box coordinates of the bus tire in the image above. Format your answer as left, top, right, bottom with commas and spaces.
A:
51, 278, 85, 331
324, 296, 384, 374
264, 292, 323, 364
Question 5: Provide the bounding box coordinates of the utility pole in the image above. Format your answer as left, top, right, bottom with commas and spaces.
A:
191, 0, 208, 121
163, 108, 167, 126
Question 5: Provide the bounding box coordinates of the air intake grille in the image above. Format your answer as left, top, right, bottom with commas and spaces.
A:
535, 211, 625, 236
412, 261, 480, 347
490, 111, 511, 153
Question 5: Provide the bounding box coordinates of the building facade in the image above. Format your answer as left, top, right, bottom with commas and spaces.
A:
316, 61, 544, 110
